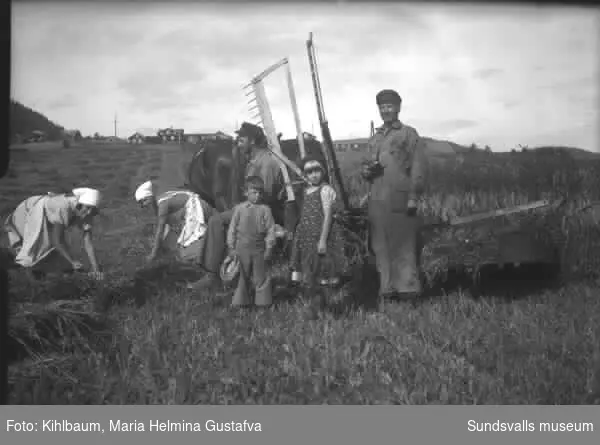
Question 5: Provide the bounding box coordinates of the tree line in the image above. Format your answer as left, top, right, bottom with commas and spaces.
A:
9, 100, 67, 143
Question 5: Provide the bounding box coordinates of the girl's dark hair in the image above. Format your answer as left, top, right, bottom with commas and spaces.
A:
300, 155, 325, 171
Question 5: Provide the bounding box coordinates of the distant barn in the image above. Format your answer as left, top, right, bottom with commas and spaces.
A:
24, 130, 46, 143
333, 138, 369, 152
184, 131, 233, 144
158, 128, 185, 143
144, 136, 164, 144
128, 132, 145, 144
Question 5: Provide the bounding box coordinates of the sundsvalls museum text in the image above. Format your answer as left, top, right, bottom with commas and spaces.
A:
467, 419, 594, 433
6, 419, 263, 433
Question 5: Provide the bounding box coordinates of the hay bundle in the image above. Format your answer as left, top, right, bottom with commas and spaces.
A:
420, 201, 600, 285
420, 208, 565, 286
8, 298, 111, 361
334, 209, 369, 266
90, 274, 148, 311
420, 225, 493, 285
8, 353, 81, 387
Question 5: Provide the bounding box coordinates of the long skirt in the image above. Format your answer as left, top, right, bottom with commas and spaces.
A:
4, 196, 73, 275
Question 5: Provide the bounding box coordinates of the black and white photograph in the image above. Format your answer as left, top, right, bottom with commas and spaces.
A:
2, 0, 599, 407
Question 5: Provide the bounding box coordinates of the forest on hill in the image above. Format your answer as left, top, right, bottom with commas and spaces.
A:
9, 100, 66, 143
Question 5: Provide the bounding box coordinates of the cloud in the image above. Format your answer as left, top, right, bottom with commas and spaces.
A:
12, 6, 147, 62
473, 68, 503, 80
538, 74, 597, 91
117, 59, 209, 112
437, 73, 461, 85
150, 26, 301, 73
502, 100, 520, 110
10, 3, 599, 152
46, 94, 78, 110
435, 119, 480, 132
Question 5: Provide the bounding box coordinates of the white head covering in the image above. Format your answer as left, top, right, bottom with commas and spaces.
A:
135, 180, 154, 202
72, 187, 101, 208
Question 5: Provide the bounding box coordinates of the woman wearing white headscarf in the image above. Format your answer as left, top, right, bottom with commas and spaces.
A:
4, 187, 104, 280
134, 180, 214, 264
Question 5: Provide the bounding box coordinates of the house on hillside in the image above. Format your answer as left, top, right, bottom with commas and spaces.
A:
333, 138, 369, 152
128, 132, 145, 144
158, 127, 185, 143
184, 131, 233, 144
24, 130, 46, 143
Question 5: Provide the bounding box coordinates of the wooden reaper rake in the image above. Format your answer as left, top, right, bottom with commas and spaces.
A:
242, 58, 309, 204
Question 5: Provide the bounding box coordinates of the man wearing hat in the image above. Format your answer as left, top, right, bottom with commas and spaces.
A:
362, 89, 428, 307
188, 121, 285, 291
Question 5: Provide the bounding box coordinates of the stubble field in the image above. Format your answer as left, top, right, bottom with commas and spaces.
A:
2, 143, 600, 404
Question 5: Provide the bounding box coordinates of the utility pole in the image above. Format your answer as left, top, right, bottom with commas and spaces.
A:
114, 113, 118, 138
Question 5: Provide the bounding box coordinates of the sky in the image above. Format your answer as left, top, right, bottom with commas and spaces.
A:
11, 2, 600, 152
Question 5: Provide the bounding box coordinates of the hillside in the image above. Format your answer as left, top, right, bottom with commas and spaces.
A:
530, 146, 600, 161
421, 137, 469, 156
9, 100, 65, 143
427, 138, 600, 160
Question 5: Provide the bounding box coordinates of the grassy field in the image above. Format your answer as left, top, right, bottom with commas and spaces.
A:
3, 143, 600, 404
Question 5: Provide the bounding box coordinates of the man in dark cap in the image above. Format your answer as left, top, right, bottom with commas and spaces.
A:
188, 121, 285, 292
362, 89, 428, 309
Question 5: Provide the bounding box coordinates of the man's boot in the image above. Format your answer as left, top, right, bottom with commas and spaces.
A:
187, 271, 221, 291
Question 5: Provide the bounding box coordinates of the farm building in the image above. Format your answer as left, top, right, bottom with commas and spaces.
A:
333, 138, 369, 152
128, 132, 145, 144
144, 136, 164, 144
24, 130, 46, 143
158, 127, 185, 143
184, 131, 233, 144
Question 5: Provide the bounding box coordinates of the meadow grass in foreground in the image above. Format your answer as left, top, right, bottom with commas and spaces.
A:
7, 271, 600, 404
4, 145, 600, 404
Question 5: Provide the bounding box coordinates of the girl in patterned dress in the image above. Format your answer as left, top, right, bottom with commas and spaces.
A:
290, 156, 346, 307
